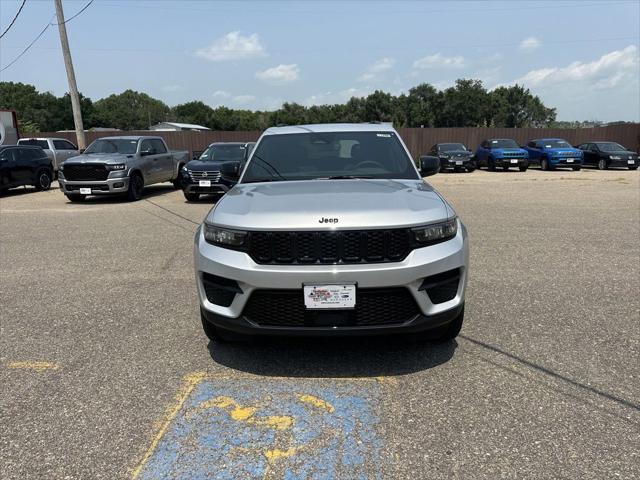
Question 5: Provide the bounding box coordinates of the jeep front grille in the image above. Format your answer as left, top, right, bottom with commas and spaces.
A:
247, 229, 412, 265
244, 287, 420, 327
189, 170, 221, 182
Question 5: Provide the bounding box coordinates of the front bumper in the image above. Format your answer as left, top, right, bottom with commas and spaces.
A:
58, 176, 129, 194
441, 158, 473, 168
550, 157, 582, 167
194, 221, 469, 335
609, 158, 638, 168
494, 158, 528, 167
182, 181, 230, 194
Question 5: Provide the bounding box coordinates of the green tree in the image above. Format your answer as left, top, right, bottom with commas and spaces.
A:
0, 82, 61, 131
171, 101, 215, 128
489, 84, 556, 127
92, 90, 170, 130
437, 79, 489, 127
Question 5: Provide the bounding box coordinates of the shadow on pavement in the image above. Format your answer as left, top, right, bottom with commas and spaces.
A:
208, 336, 457, 378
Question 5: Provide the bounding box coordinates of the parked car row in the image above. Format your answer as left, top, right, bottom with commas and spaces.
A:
1, 132, 638, 199
424, 138, 638, 173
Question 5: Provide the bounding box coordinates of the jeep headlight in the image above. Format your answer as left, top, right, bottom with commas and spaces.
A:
609, 155, 621, 160
413, 218, 458, 244
204, 224, 247, 247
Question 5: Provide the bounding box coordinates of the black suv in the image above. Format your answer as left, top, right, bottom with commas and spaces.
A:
181, 142, 255, 201
0, 145, 53, 193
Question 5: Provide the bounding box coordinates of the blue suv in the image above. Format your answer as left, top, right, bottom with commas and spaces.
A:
524, 138, 583, 171
474, 139, 529, 171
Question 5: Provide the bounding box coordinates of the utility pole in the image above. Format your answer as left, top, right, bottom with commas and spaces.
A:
53, 0, 86, 148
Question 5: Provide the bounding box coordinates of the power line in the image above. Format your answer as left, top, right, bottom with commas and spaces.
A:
0, 19, 52, 73
51, 0, 94, 26
0, 0, 27, 40
0, 0, 94, 73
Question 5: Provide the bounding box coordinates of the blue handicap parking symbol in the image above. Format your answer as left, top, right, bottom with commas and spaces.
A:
135, 375, 382, 480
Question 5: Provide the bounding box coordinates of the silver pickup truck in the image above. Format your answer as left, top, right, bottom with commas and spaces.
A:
17, 137, 79, 173
58, 136, 189, 202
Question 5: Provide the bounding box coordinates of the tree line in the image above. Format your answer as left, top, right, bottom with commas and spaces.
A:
0, 79, 560, 132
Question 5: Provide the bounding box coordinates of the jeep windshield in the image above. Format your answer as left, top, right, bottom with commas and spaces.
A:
241, 131, 419, 182
489, 139, 519, 149
84, 139, 138, 155
440, 143, 467, 152
543, 140, 572, 149
199, 144, 246, 162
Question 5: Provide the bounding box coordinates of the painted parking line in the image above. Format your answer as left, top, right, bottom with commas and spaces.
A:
6, 361, 60, 371
133, 373, 385, 480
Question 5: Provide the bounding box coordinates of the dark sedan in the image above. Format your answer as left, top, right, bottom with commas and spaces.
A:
577, 142, 638, 170
427, 143, 475, 172
181, 142, 255, 201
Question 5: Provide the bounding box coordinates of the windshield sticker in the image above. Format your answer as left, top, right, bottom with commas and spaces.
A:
545, 145, 552, 148
376, 133, 391, 137
491, 140, 498, 144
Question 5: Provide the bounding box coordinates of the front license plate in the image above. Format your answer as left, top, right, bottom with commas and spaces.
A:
455, 161, 463, 165
304, 284, 356, 309
628, 160, 635, 164
510, 159, 518, 164
79, 188, 91, 194
566, 158, 574, 163
199, 180, 211, 187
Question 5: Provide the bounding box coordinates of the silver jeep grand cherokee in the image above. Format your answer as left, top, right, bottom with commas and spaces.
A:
194, 123, 468, 342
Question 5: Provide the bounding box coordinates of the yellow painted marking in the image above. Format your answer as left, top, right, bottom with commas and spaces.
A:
190, 395, 293, 430
264, 447, 298, 461
297, 394, 335, 413
130, 371, 207, 480
7, 361, 60, 371
375, 376, 398, 385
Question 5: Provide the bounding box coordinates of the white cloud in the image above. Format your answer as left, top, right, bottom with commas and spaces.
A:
195, 32, 266, 62
514, 45, 638, 88
161, 85, 185, 92
232, 94, 256, 105
212, 90, 231, 99
519, 37, 541, 52
304, 87, 373, 106
413, 53, 465, 69
357, 57, 395, 82
255, 64, 300, 84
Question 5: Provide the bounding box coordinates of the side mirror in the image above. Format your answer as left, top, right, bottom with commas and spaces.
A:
419, 156, 440, 177
79, 148, 86, 154
221, 161, 241, 178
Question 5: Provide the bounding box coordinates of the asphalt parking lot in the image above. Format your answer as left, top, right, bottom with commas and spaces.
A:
1, 168, 639, 479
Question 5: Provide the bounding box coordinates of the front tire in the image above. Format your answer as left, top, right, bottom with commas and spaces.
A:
127, 173, 144, 201
488, 158, 496, 171
183, 191, 200, 202
34, 169, 52, 191
172, 165, 184, 189
630, 166, 638, 171
466, 165, 476, 173
572, 166, 581, 171
598, 158, 608, 170
519, 165, 528, 172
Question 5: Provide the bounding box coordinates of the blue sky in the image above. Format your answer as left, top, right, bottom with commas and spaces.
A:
1, 0, 639, 121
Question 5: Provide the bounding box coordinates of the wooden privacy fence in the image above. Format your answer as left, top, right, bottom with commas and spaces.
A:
35, 124, 639, 159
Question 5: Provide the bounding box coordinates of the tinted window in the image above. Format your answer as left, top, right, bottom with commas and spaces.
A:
19, 139, 49, 149
0, 149, 13, 162
150, 139, 167, 154
489, 139, 519, 149
85, 139, 139, 154
16, 148, 39, 161
542, 139, 572, 148
439, 143, 467, 152
242, 131, 418, 182
199, 144, 247, 162
53, 139, 77, 150
595, 142, 626, 152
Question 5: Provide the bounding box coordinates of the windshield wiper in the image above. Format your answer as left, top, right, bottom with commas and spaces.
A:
321, 175, 374, 180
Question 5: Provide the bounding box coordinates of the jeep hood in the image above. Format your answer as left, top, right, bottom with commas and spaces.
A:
207, 179, 452, 230
186, 160, 227, 170
64, 153, 132, 164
